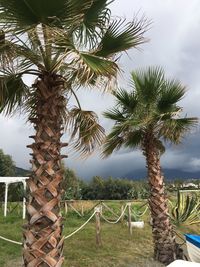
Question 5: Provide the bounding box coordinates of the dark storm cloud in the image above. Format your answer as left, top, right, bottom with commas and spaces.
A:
0, 0, 200, 179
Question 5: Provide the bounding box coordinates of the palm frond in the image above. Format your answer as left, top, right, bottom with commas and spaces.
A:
103, 107, 126, 122
154, 139, 165, 154
0, 30, 17, 65
113, 89, 138, 111
78, 52, 118, 77
102, 126, 124, 157
70, 52, 119, 89
0, 71, 29, 115
0, 0, 75, 30
123, 129, 143, 149
74, 0, 112, 48
13, 43, 44, 69
95, 16, 149, 57
102, 122, 143, 157
103, 66, 197, 158
67, 107, 105, 157
131, 66, 165, 104
157, 80, 186, 113
159, 117, 198, 144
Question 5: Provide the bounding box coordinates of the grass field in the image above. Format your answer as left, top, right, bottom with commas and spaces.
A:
0, 200, 199, 267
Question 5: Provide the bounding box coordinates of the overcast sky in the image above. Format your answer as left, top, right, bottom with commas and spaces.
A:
0, 0, 200, 179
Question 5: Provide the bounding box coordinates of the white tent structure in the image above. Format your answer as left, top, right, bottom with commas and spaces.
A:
0, 177, 29, 219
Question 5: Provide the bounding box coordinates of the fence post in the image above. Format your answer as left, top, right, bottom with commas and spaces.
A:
22, 181, 26, 219
81, 204, 84, 216
121, 204, 124, 224
4, 183, 9, 217
95, 206, 102, 246
64, 201, 68, 215
127, 202, 132, 235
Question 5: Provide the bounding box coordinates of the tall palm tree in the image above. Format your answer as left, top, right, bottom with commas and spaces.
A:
103, 66, 198, 265
0, 1, 148, 266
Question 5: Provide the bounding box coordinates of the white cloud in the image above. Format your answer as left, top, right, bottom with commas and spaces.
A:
189, 158, 200, 171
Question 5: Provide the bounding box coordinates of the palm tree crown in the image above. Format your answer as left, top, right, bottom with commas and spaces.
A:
103, 66, 198, 156
0, 0, 148, 155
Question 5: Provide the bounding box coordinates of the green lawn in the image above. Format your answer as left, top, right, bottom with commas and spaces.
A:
0, 201, 199, 267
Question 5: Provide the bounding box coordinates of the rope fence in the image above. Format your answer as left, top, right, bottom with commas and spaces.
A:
0, 235, 22, 245
101, 204, 128, 224
0, 201, 149, 246
64, 211, 96, 240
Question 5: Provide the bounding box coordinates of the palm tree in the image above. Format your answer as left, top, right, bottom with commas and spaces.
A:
0, 1, 148, 266
103, 66, 198, 265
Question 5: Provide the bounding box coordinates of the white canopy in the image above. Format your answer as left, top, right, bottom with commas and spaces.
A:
0, 177, 29, 184
0, 177, 29, 219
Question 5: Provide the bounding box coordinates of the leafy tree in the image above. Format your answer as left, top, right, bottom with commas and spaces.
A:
103, 66, 198, 265
81, 176, 138, 200
0, 0, 148, 265
0, 148, 15, 200
0, 148, 15, 176
61, 166, 82, 200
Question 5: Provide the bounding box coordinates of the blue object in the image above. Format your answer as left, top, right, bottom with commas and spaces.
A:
185, 234, 200, 249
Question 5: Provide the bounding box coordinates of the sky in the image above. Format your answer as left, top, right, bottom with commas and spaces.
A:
0, 0, 200, 179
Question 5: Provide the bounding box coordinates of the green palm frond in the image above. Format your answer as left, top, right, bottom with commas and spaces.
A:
102, 122, 143, 157
0, 71, 29, 115
74, 0, 112, 47
131, 66, 165, 104
103, 66, 197, 158
113, 89, 138, 111
123, 129, 143, 149
103, 107, 126, 122
78, 52, 118, 77
102, 126, 124, 157
0, 0, 71, 29
154, 139, 165, 154
157, 80, 186, 113
70, 52, 119, 89
14, 43, 44, 69
0, 30, 16, 65
67, 107, 105, 157
95, 17, 149, 57
159, 117, 198, 144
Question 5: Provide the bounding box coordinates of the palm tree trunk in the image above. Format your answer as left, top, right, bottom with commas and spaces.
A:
23, 73, 67, 267
143, 131, 183, 265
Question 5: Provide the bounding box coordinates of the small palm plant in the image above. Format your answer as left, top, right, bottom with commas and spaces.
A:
169, 191, 200, 226
103, 66, 198, 265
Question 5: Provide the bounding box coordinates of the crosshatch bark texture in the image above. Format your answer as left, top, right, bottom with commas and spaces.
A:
23, 74, 68, 267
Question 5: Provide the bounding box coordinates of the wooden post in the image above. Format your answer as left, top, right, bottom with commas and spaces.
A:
81, 204, 84, 216
4, 183, 8, 217
95, 206, 102, 246
22, 181, 26, 219
64, 201, 68, 215
128, 203, 132, 235
121, 204, 124, 224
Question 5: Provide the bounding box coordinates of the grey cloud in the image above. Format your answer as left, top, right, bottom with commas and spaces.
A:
0, 0, 200, 179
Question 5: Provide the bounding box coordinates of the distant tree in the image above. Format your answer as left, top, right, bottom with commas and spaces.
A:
0, 149, 15, 201
61, 165, 82, 200
81, 176, 138, 200
0, 149, 15, 176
